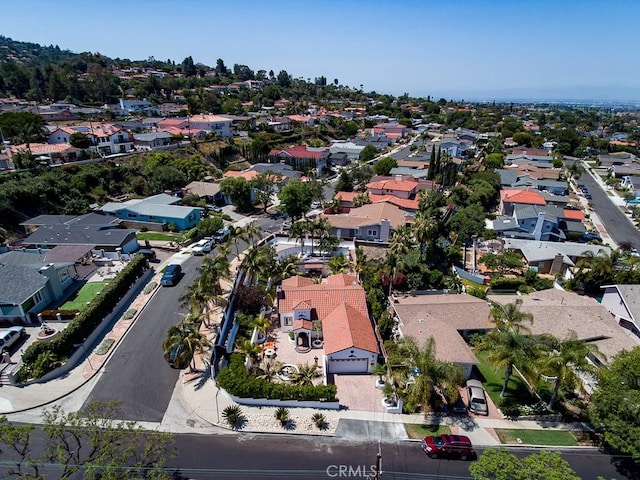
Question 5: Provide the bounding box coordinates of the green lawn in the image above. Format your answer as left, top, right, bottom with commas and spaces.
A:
474, 350, 538, 407
495, 428, 578, 446
136, 232, 185, 243
61, 281, 110, 311
404, 423, 451, 439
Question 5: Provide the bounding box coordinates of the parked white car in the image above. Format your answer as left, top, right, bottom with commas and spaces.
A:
191, 238, 214, 255
0, 326, 26, 353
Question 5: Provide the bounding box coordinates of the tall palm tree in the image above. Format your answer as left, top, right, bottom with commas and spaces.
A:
227, 226, 249, 259
538, 332, 603, 410
243, 221, 262, 248
274, 255, 299, 283
162, 320, 210, 371
238, 339, 261, 363
489, 300, 533, 334
327, 253, 349, 274
242, 244, 276, 284
402, 337, 440, 416
289, 221, 307, 256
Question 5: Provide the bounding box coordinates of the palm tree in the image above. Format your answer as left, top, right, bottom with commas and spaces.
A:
162, 320, 210, 371
318, 234, 340, 257
242, 245, 276, 284
402, 337, 439, 416
274, 255, 299, 283
227, 226, 249, 259
489, 300, 533, 334
255, 359, 282, 382
538, 332, 603, 410
327, 253, 350, 274
243, 221, 262, 248
291, 363, 321, 386
238, 339, 261, 362
253, 315, 271, 340
289, 221, 308, 256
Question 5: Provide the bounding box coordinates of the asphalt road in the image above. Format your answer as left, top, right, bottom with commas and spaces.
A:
569, 160, 640, 250
82, 216, 281, 422
166, 434, 635, 480
82, 254, 202, 422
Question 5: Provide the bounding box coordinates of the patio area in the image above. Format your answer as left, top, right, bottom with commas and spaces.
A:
261, 327, 325, 378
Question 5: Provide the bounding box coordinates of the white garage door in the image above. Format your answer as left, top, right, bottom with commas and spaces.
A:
328, 358, 368, 374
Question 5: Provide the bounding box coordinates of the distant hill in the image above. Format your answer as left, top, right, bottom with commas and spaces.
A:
0, 35, 78, 66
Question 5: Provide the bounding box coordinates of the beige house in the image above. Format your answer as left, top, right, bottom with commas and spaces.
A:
320, 202, 412, 242
390, 293, 491, 378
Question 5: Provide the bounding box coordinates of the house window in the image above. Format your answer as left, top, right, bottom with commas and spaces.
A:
58, 268, 69, 283
283, 316, 293, 326
127, 213, 137, 218
367, 229, 377, 237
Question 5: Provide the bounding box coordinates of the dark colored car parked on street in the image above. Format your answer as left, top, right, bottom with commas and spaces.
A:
421, 434, 475, 460
161, 264, 182, 287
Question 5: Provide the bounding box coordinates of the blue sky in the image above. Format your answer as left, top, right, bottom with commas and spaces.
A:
4, 0, 640, 100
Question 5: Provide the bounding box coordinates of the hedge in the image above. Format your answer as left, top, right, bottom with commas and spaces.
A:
489, 277, 525, 291
19, 255, 148, 379
217, 353, 337, 402
39, 309, 79, 320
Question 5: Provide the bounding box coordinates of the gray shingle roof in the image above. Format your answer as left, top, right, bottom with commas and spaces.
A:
0, 264, 48, 304
503, 238, 610, 264
24, 226, 136, 248
20, 215, 77, 227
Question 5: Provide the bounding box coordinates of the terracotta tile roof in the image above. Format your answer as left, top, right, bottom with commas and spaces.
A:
513, 148, 550, 157
222, 170, 259, 181
563, 209, 586, 221
278, 275, 368, 320
325, 273, 358, 286
500, 189, 547, 205
366, 178, 418, 192
11, 143, 76, 155
322, 303, 379, 354
269, 145, 327, 159
292, 319, 313, 331
369, 194, 419, 211
293, 300, 313, 310
334, 191, 359, 202
281, 276, 314, 288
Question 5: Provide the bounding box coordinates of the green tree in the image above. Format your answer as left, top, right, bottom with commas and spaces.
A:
478, 249, 524, 275
291, 363, 322, 386
335, 169, 354, 193
373, 156, 398, 176
484, 152, 504, 169
469, 448, 580, 480
220, 176, 253, 212
0, 401, 175, 480
358, 145, 378, 162
537, 331, 602, 410
327, 253, 350, 274
278, 179, 314, 220
250, 172, 278, 212
68, 131, 92, 149
195, 216, 224, 238
590, 346, 640, 461
447, 204, 486, 245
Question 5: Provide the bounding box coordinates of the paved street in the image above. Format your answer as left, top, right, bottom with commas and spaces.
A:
567, 159, 640, 250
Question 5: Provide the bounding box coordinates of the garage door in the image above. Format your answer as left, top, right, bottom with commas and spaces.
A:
328, 358, 368, 374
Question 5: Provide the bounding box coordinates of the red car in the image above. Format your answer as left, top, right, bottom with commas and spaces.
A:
421, 434, 475, 460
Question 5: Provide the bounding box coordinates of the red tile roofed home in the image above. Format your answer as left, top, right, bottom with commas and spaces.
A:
269, 145, 328, 178
277, 274, 379, 374
500, 188, 546, 215
366, 176, 419, 199
369, 194, 420, 212
512, 148, 550, 157
563, 209, 586, 221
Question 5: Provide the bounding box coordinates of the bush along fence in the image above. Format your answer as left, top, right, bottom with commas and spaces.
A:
216, 353, 338, 405
17, 255, 148, 382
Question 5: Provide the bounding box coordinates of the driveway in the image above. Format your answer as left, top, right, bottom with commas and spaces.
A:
333, 374, 386, 412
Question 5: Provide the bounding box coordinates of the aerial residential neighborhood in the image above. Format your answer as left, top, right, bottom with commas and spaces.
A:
0, 12, 640, 478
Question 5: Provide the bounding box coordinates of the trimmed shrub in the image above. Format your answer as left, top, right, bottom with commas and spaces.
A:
489, 277, 525, 291
143, 282, 158, 295
39, 309, 79, 320
217, 353, 337, 402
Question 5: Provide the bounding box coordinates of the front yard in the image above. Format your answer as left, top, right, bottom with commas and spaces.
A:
494, 428, 581, 446
61, 281, 110, 311
405, 423, 451, 439
136, 231, 185, 243
474, 350, 539, 408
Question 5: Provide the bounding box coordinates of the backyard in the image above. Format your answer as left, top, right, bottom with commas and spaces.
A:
61, 281, 110, 311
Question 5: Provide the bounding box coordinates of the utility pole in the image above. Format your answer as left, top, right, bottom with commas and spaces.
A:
371, 451, 382, 480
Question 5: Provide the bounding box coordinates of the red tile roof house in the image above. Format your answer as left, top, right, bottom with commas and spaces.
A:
390, 293, 491, 378
276, 274, 380, 374
269, 145, 328, 178
48, 123, 134, 156
500, 188, 547, 215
